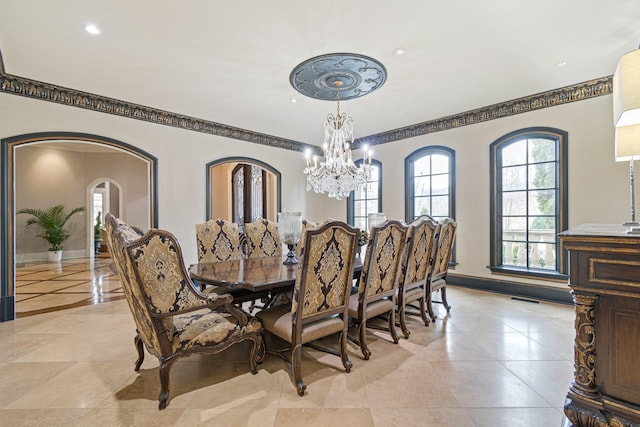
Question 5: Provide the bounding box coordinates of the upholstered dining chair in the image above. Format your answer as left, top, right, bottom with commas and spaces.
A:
397, 216, 439, 338
426, 218, 457, 321
105, 214, 263, 410
348, 220, 408, 359
195, 219, 243, 263
244, 218, 282, 258
256, 221, 358, 396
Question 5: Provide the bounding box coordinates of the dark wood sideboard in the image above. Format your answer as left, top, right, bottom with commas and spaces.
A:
560, 224, 640, 426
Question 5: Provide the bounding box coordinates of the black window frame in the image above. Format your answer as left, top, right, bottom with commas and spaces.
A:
347, 158, 382, 231
489, 127, 568, 280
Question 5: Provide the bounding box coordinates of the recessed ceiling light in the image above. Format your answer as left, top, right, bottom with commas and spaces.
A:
291, 98, 297, 103
555, 61, 567, 68
84, 24, 100, 35
393, 47, 406, 56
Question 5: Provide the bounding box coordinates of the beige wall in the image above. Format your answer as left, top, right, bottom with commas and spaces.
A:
14, 144, 150, 259
15, 145, 88, 255
0, 90, 627, 291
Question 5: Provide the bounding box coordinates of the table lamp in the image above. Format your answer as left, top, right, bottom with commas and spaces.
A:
614, 48, 640, 233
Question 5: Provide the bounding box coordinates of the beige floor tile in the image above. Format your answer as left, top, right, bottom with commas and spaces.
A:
274, 408, 374, 427
371, 408, 476, 427
176, 407, 277, 427
15, 293, 92, 313
0, 362, 74, 408
466, 407, 566, 427
503, 360, 574, 408
430, 360, 550, 407
75, 408, 185, 427
0, 409, 91, 427
15, 270, 75, 281
469, 331, 565, 361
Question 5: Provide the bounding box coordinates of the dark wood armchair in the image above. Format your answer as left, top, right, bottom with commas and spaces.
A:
105, 214, 263, 409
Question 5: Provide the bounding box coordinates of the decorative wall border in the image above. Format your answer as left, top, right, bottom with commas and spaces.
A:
0, 72, 317, 153
0, 71, 612, 151
354, 76, 613, 148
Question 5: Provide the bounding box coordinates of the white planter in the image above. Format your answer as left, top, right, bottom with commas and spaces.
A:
48, 250, 62, 262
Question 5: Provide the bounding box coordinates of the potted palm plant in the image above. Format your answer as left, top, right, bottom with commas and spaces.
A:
94, 212, 102, 254
17, 204, 86, 262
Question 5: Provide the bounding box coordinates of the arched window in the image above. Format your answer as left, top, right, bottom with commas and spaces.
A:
490, 127, 568, 278
347, 159, 382, 231
232, 163, 267, 227
405, 146, 455, 223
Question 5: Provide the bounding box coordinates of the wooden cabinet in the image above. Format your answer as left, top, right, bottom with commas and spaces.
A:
560, 224, 640, 426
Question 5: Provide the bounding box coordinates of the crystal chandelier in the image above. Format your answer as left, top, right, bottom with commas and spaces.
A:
304, 81, 373, 200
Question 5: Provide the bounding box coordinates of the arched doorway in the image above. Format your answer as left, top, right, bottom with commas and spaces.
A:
1, 132, 158, 322
206, 157, 281, 225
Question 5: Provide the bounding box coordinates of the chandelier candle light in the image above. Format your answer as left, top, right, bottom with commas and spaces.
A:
304, 80, 373, 200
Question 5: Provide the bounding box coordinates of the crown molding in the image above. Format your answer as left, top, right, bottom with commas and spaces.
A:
1, 72, 612, 152
0, 72, 316, 153
355, 76, 613, 148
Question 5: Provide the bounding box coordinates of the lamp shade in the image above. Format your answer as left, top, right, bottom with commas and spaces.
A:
615, 124, 640, 162
613, 49, 640, 127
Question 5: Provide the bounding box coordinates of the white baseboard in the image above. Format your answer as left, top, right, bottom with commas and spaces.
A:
15, 249, 91, 264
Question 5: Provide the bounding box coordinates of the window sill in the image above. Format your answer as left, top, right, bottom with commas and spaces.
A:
488, 266, 568, 282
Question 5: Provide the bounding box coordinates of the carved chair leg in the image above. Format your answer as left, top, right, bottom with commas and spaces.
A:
441, 287, 451, 312
134, 333, 145, 371
398, 298, 411, 339
419, 297, 431, 326
292, 344, 306, 396
340, 329, 353, 373
358, 321, 371, 360
426, 292, 437, 322
157, 361, 173, 410
388, 310, 399, 344
248, 336, 260, 375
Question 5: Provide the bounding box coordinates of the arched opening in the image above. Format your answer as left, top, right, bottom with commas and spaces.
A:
1, 132, 158, 321
206, 157, 281, 227
87, 178, 123, 257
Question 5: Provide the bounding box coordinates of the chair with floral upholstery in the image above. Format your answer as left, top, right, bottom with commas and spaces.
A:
256, 220, 358, 396
195, 219, 243, 263
244, 218, 282, 258
348, 220, 408, 359
105, 213, 263, 410
397, 216, 439, 338
426, 218, 457, 321
194, 219, 269, 306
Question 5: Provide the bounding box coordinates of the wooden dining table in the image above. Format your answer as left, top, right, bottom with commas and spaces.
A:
189, 254, 363, 293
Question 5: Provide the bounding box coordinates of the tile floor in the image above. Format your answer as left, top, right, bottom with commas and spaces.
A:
2, 259, 576, 426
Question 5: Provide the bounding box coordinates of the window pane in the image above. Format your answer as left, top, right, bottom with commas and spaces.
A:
502, 165, 526, 191
502, 191, 526, 215
529, 242, 556, 270
431, 174, 449, 195
354, 200, 367, 216
414, 156, 431, 176
414, 176, 431, 196
431, 196, 449, 217
502, 140, 527, 166
503, 216, 526, 236
354, 217, 366, 231
528, 163, 555, 189
528, 190, 555, 215
528, 138, 556, 163
432, 154, 449, 174
529, 216, 555, 232
502, 241, 527, 267
414, 196, 431, 217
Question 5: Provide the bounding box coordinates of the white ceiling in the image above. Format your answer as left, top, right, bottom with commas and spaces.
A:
1, 0, 639, 147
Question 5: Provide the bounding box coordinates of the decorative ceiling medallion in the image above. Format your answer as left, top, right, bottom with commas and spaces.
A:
290, 53, 387, 101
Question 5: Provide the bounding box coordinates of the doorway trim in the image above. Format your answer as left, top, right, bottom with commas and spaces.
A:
206, 157, 281, 220
1, 131, 158, 322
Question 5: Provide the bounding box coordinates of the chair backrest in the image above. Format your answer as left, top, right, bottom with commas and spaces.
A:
105, 213, 163, 358
195, 219, 243, 262
244, 219, 282, 258
358, 220, 408, 299
430, 218, 457, 281
108, 214, 215, 358
398, 216, 439, 291
291, 221, 358, 328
